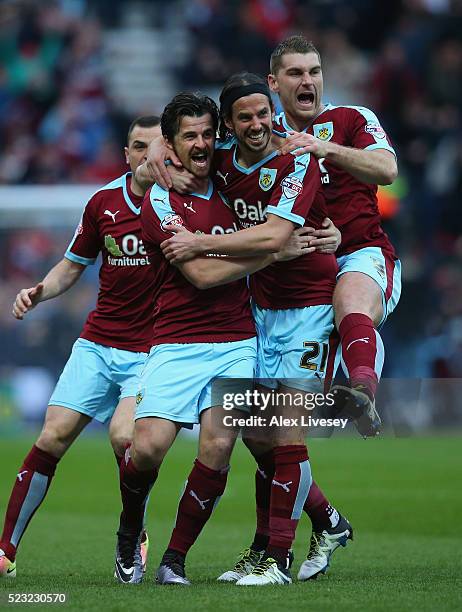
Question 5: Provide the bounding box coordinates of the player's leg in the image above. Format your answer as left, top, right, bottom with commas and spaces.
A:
237, 305, 351, 585
115, 416, 180, 584
237, 384, 311, 586
0, 406, 90, 577
0, 337, 117, 578
109, 348, 151, 569
108, 395, 150, 572
157, 338, 256, 586
332, 248, 402, 436
109, 397, 135, 465
115, 342, 205, 584
158, 409, 240, 585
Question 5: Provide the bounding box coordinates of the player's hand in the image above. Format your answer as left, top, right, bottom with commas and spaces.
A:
275, 227, 315, 261
304, 217, 341, 254
277, 131, 328, 158
168, 166, 204, 195
146, 136, 183, 190
160, 224, 204, 263
12, 283, 44, 319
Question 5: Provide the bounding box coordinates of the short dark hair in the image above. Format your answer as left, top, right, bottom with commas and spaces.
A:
270, 35, 321, 74
161, 92, 219, 142
218, 72, 273, 140
127, 115, 161, 144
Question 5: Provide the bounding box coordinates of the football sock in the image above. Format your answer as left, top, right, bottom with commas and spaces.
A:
119, 452, 157, 534
168, 459, 228, 555
303, 480, 340, 531
250, 449, 275, 551
339, 313, 381, 399
0, 445, 59, 561
267, 445, 311, 564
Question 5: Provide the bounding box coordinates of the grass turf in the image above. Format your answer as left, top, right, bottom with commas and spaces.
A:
0, 433, 461, 611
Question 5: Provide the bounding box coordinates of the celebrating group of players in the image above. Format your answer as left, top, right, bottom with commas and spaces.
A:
0, 35, 401, 586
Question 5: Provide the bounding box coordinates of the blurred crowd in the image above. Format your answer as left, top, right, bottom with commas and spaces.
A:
1, 0, 462, 426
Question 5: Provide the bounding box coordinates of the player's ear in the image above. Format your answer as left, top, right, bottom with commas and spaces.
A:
164, 136, 174, 151
124, 146, 129, 164
268, 73, 279, 94
224, 116, 234, 133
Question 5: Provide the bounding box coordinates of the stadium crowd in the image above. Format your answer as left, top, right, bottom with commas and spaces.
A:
0, 0, 461, 428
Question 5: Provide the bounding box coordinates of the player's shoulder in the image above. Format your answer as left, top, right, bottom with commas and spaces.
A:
272, 111, 288, 136
323, 103, 382, 124
147, 183, 175, 213
85, 173, 127, 210
215, 136, 237, 151
277, 149, 313, 174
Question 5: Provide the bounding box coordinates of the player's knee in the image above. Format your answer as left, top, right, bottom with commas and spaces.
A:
199, 436, 234, 469
110, 431, 132, 457
132, 437, 167, 470
36, 426, 72, 457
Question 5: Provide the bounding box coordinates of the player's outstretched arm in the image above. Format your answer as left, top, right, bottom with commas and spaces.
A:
278, 131, 397, 185
161, 214, 295, 263
12, 258, 84, 320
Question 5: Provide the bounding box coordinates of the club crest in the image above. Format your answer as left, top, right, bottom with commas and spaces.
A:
314, 121, 334, 141
259, 167, 277, 191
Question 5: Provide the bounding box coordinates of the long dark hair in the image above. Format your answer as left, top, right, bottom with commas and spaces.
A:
218, 72, 272, 140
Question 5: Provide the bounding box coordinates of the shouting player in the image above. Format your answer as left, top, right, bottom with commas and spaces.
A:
268, 35, 401, 579
0, 116, 161, 579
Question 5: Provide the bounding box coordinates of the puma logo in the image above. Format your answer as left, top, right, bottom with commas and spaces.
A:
183, 201, 196, 213
272, 479, 292, 493
189, 490, 210, 510
104, 209, 120, 223
216, 170, 229, 185
346, 337, 370, 351
17, 470, 28, 482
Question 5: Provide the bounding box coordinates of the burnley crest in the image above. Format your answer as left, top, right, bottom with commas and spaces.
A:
314, 121, 334, 141
259, 167, 277, 191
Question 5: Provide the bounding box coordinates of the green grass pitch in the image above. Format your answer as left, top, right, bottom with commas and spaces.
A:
0, 433, 461, 611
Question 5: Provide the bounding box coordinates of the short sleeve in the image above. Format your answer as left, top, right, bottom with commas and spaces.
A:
65, 197, 101, 265
141, 185, 188, 253
267, 153, 320, 226
348, 107, 396, 155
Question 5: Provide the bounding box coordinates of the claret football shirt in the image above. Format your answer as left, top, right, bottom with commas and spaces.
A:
213, 138, 337, 309
65, 172, 155, 353
273, 104, 397, 257
142, 180, 255, 345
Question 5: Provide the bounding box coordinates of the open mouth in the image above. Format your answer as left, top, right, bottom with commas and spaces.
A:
191, 151, 208, 168
297, 91, 315, 107
247, 131, 266, 145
